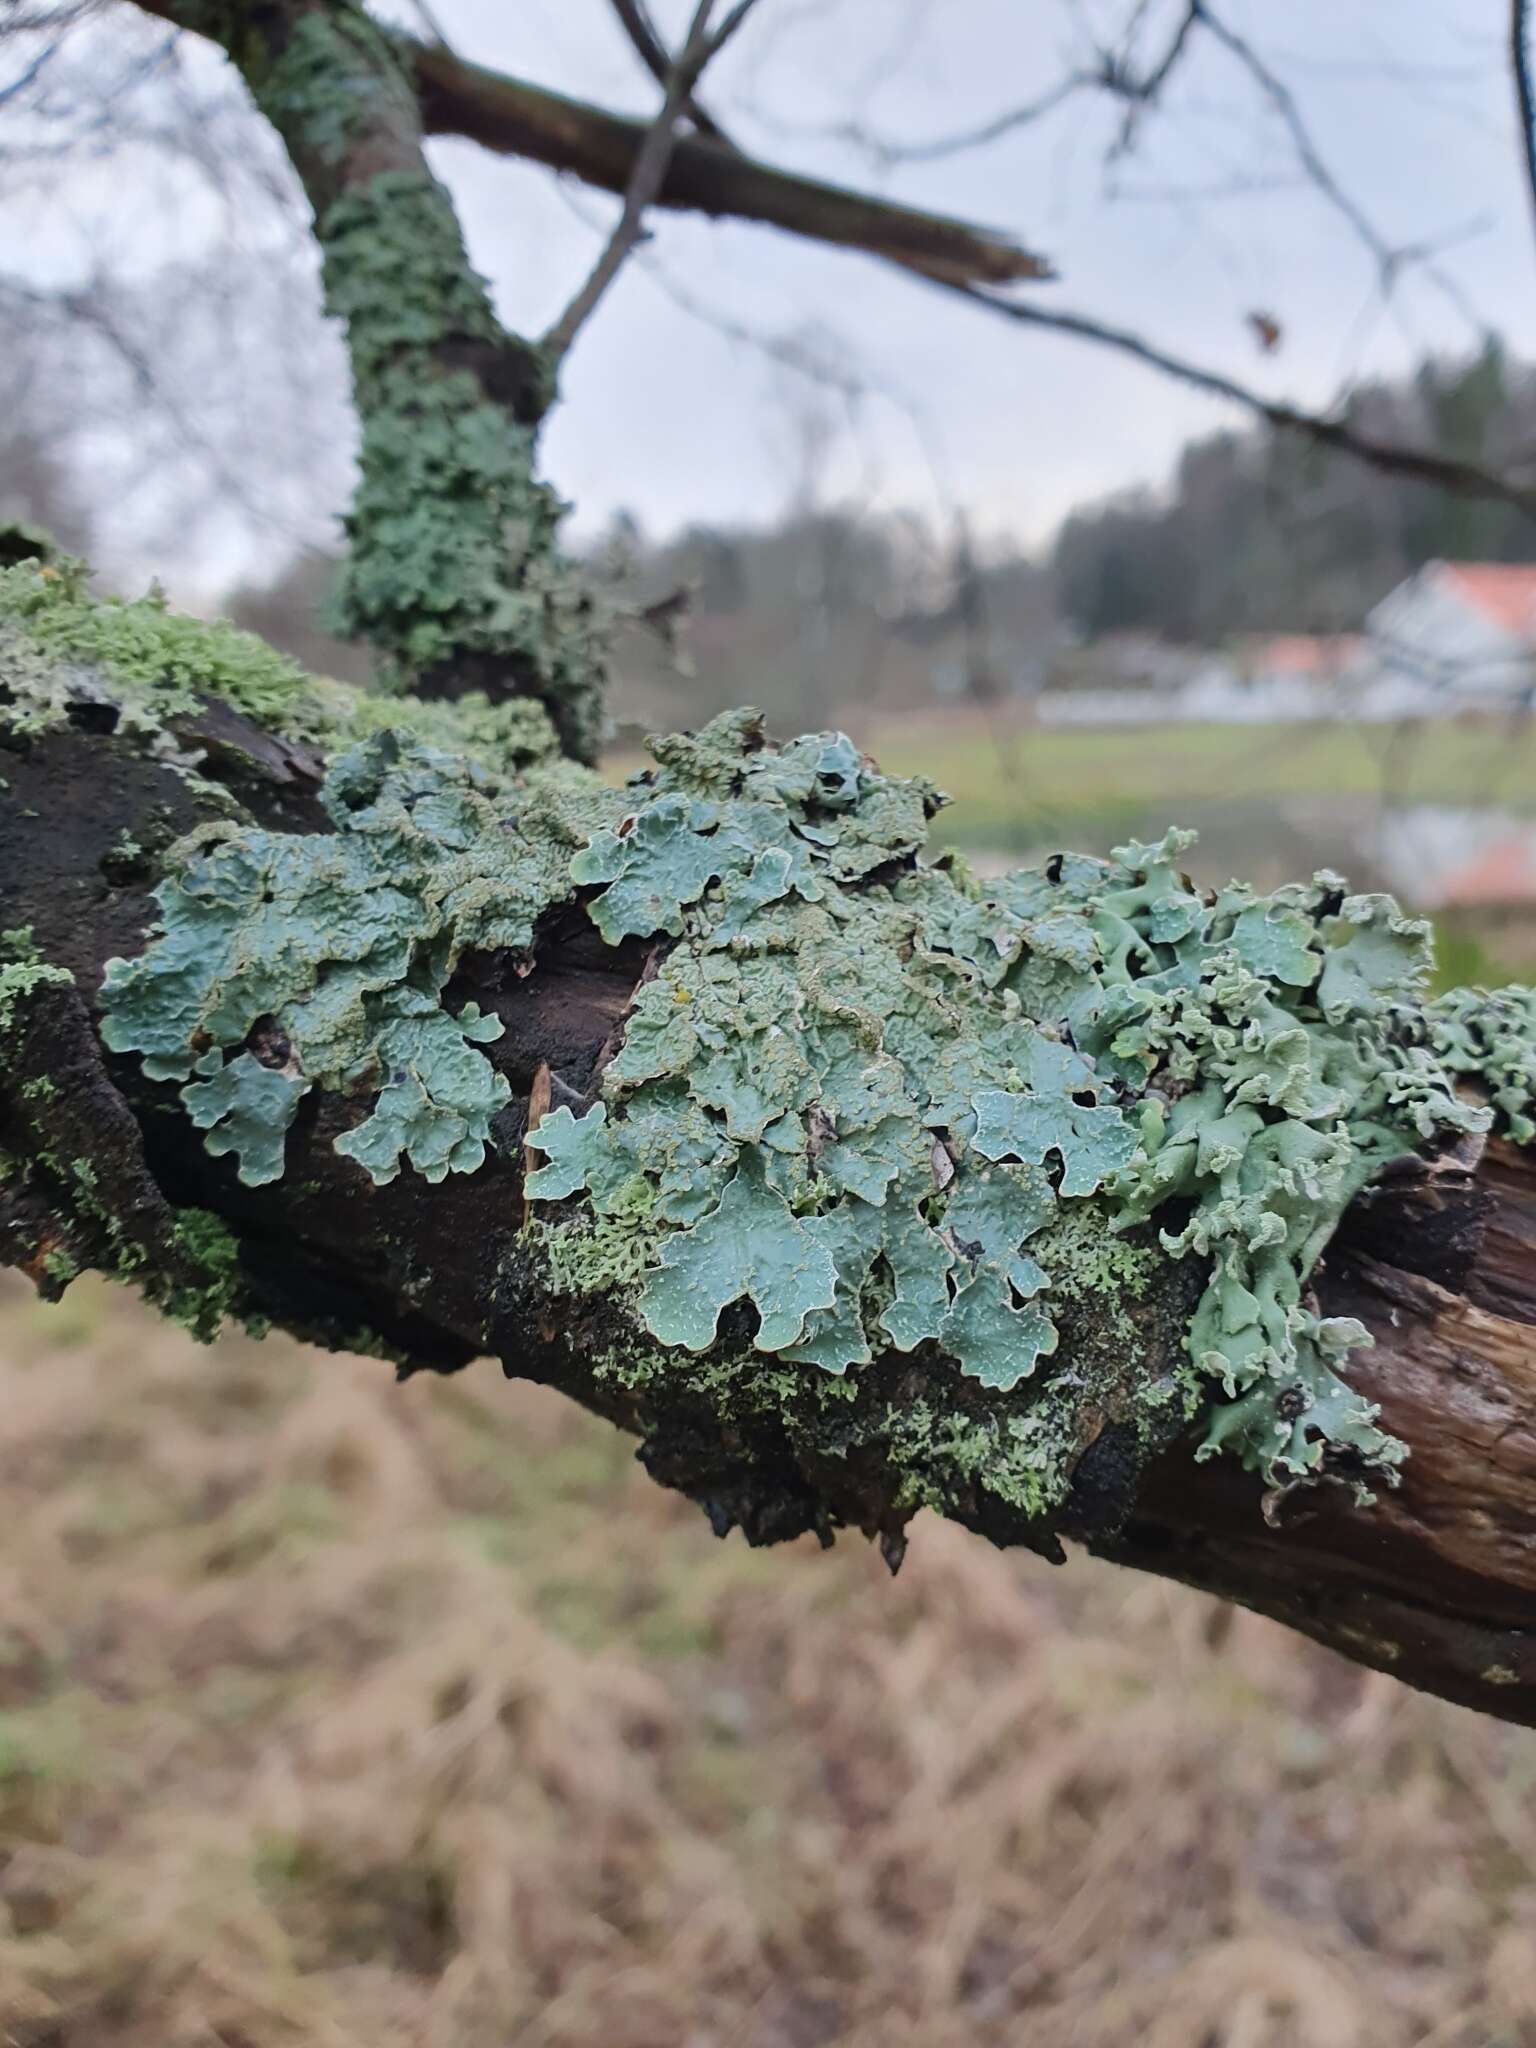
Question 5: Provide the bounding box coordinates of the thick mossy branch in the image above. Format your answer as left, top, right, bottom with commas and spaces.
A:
145, 0, 605, 762
10, 560, 1536, 1720
8, 556, 1534, 1532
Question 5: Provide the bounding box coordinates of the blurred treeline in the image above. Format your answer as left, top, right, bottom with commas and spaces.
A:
8, 336, 1536, 737
1053, 339, 1536, 643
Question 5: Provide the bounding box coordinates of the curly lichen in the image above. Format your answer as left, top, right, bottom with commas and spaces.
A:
0, 553, 560, 774
98, 728, 621, 1187
79, 672, 1536, 1528
1428, 984, 1536, 1145
315, 169, 602, 761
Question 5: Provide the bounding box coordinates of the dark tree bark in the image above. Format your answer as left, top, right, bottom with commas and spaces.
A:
2, 682, 1536, 1729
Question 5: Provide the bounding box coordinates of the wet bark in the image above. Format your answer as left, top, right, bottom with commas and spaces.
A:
4, 701, 1536, 1728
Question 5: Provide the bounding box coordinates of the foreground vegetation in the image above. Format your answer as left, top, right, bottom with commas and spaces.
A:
3, 1274, 1536, 2048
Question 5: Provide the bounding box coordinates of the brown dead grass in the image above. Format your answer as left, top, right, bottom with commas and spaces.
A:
2, 1274, 1535, 2048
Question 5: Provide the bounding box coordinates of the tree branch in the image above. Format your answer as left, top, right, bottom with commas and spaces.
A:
608, 0, 733, 144
1513, 0, 1536, 262
402, 21, 1535, 517
544, 0, 727, 364
930, 281, 1536, 518
405, 36, 1053, 287
6, 568, 1536, 1727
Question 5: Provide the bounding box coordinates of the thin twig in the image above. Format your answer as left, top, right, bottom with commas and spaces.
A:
1189, 0, 1393, 272
405, 0, 455, 54
543, 0, 725, 362
1513, 0, 1536, 261
1106, 0, 1200, 157
934, 278, 1536, 519
609, 0, 733, 144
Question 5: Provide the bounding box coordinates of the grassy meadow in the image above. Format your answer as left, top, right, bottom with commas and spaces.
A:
863, 710, 1536, 857
3, 1274, 1536, 2046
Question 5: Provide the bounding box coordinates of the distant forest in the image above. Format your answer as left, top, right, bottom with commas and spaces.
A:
1051, 339, 1536, 644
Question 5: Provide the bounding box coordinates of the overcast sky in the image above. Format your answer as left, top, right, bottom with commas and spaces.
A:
9, 0, 1536, 581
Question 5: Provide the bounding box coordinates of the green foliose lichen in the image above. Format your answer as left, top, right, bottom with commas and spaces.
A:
520, 713, 1532, 1510
1427, 983, 1536, 1145
0, 553, 560, 774
312, 170, 602, 762
86, 677, 1536, 1527
249, 8, 419, 172
98, 728, 623, 1188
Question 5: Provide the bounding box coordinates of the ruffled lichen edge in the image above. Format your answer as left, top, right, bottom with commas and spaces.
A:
8, 556, 1536, 1537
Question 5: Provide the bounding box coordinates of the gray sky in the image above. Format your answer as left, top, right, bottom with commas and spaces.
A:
472, 0, 1535, 547
9, 0, 1535, 581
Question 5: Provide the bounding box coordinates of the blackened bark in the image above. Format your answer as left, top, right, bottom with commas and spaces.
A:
5, 700, 1536, 1728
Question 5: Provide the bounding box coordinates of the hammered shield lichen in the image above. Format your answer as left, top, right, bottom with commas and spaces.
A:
72, 651, 1534, 1514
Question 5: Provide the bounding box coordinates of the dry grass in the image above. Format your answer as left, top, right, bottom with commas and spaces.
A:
2, 1274, 1536, 2048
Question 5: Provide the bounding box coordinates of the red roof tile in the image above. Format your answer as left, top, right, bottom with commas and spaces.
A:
1436, 563, 1536, 637
1437, 834, 1536, 908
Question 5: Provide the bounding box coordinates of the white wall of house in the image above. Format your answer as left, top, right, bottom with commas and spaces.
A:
1363, 566, 1536, 715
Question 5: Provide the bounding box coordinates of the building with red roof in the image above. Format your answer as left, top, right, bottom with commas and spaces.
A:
1365, 560, 1536, 716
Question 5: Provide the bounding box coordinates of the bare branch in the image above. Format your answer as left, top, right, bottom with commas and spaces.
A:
750, 3, 1193, 170
1513, 0, 1536, 261
544, 0, 725, 363
406, 38, 1053, 286
608, 0, 733, 143
404, 0, 455, 55
934, 279, 1536, 519
1188, 0, 1392, 272
1105, 0, 1199, 158
851, 74, 1090, 167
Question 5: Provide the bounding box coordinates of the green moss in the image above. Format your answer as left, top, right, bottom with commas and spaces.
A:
160, 1209, 245, 1340
524, 1211, 654, 1299
880, 1402, 1061, 1522
0, 556, 559, 774
1033, 1204, 1158, 1310
0, 928, 73, 1038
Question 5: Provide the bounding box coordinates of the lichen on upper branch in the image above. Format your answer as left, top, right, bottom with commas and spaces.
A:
203, 2, 607, 762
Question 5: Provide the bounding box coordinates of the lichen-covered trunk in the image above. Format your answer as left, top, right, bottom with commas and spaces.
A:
5, 555, 1536, 1727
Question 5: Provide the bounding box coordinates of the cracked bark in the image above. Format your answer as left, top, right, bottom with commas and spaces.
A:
4, 694, 1536, 1729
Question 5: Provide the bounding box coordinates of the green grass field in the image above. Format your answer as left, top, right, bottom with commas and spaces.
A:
863, 712, 1536, 854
